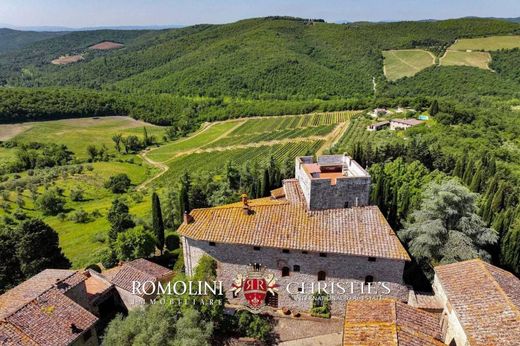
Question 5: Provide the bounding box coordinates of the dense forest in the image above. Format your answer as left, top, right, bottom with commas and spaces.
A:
1, 17, 520, 99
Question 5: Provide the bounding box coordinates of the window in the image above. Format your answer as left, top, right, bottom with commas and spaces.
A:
209, 242, 216, 247
364, 275, 374, 285
282, 267, 290, 277
282, 249, 290, 254
318, 271, 326, 281
293, 265, 300, 272
344, 202, 349, 208
302, 251, 308, 254
253, 246, 261, 251
368, 257, 376, 262
319, 253, 327, 257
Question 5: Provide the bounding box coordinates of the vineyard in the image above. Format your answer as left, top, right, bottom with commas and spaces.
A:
157, 141, 324, 186
332, 116, 374, 153
145, 111, 358, 186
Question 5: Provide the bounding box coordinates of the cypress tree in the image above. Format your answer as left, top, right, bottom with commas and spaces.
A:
429, 100, 439, 116
152, 192, 165, 254
261, 168, 270, 197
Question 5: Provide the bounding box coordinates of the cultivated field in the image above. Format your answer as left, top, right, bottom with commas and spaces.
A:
449, 35, 520, 51
440, 50, 491, 69
146, 112, 356, 186
51, 54, 84, 65
7, 116, 165, 159
89, 41, 125, 50
0, 112, 355, 267
382, 49, 435, 81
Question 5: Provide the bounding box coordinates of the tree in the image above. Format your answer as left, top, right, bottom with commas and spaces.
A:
86, 145, 98, 162
37, 188, 65, 215
112, 133, 123, 152
0, 228, 23, 293
399, 178, 498, 278
429, 99, 439, 116
152, 192, 165, 254
105, 173, 132, 194
178, 172, 191, 214
107, 198, 135, 242
260, 168, 270, 197
122, 135, 142, 153
115, 226, 156, 261
15, 219, 71, 277
70, 186, 84, 202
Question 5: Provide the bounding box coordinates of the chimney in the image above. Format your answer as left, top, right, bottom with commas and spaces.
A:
241, 193, 252, 215
70, 323, 81, 334
183, 211, 194, 224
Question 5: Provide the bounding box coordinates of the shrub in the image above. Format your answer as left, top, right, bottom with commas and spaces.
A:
69, 209, 91, 223
105, 174, 132, 194
310, 291, 331, 318
36, 188, 65, 216
70, 187, 84, 202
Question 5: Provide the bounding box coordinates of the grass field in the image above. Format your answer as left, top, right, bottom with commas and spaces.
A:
382, 49, 435, 81
440, 50, 491, 69
5, 116, 166, 159
450, 35, 520, 51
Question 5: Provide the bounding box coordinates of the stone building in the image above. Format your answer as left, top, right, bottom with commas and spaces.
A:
0, 259, 174, 345
433, 259, 520, 346
179, 155, 410, 315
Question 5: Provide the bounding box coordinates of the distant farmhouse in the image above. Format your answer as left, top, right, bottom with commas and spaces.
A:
0, 259, 173, 346
342, 259, 520, 346
179, 155, 411, 314
367, 120, 390, 131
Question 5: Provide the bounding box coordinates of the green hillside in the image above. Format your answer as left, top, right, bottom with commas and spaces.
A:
1, 17, 519, 98
0, 28, 66, 53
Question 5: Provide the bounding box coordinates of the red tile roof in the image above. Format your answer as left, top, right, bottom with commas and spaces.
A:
0, 270, 85, 319
178, 180, 410, 261
107, 259, 173, 295
0, 322, 37, 345
434, 259, 520, 345
343, 299, 444, 346
4, 289, 97, 346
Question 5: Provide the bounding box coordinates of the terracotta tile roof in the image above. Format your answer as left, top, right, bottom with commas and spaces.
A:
343, 299, 444, 346
434, 259, 520, 345
4, 289, 97, 346
84, 272, 113, 303
270, 187, 285, 199
178, 181, 410, 260
0, 270, 84, 319
391, 119, 424, 126
108, 259, 173, 295
0, 322, 37, 345
407, 291, 443, 311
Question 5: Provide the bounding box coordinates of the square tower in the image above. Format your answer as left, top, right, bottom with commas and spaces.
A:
295, 154, 370, 210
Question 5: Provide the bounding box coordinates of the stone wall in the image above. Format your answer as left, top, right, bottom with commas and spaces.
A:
183, 238, 406, 315
294, 156, 371, 210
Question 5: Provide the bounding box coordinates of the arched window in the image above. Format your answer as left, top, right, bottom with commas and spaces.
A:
364, 275, 374, 285
293, 265, 300, 272
282, 266, 290, 277
318, 271, 326, 281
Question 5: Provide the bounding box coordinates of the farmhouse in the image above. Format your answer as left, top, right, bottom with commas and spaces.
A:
179, 155, 411, 314
390, 118, 424, 130
367, 120, 390, 131
0, 259, 173, 345
342, 259, 520, 345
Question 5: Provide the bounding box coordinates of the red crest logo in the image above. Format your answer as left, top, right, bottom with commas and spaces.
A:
231, 264, 278, 312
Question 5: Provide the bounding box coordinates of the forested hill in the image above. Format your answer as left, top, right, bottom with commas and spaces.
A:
0, 28, 66, 53
1, 17, 519, 98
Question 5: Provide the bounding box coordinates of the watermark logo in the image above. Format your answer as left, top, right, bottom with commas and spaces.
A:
230, 263, 278, 312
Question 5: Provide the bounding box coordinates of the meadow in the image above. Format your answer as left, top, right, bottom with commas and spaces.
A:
8, 116, 166, 159
440, 50, 491, 69
449, 35, 520, 51
382, 49, 435, 81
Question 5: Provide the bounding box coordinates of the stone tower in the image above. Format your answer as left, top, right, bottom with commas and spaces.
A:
295, 154, 371, 210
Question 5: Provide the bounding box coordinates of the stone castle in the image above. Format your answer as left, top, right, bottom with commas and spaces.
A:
178, 154, 410, 314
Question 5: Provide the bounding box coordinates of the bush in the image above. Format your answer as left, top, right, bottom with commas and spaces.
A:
69, 209, 91, 223
115, 226, 155, 261
70, 187, 84, 202
85, 264, 102, 273
105, 173, 132, 194
310, 291, 331, 318
36, 188, 65, 215
165, 233, 180, 251
234, 311, 273, 342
